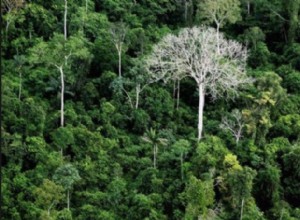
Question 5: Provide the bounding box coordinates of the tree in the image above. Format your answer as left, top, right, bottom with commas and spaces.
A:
28, 33, 92, 128
53, 164, 81, 211
110, 22, 128, 78
145, 27, 249, 141
34, 179, 64, 217
196, 0, 241, 52
243, 27, 266, 50
220, 109, 245, 145
64, 0, 68, 40
286, 0, 300, 43
13, 54, 26, 100
2, 0, 25, 13
182, 175, 215, 219
111, 58, 155, 109
221, 166, 257, 220
141, 128, 168, 169
171, 139, 190, 180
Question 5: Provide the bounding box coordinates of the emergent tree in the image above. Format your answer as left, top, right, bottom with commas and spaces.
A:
145, 27, 250, 141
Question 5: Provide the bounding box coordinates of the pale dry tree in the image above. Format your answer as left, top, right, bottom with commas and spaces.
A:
145, 26, 251, 141
220, 109, 245, 145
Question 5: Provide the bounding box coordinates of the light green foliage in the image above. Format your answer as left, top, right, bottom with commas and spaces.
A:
274, 114, 300, 139
196, 0, 241, 28
244, 26, 265, 49
224, 153, 243, 171
193, 136, 229, 173
53, 164, 81, 191
183, 175, 215, 219
51, 126, 74, 152
34, 179, 64, 215
220, 166, 258, 218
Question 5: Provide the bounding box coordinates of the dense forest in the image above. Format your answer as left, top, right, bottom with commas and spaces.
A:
1, 0, 300, 219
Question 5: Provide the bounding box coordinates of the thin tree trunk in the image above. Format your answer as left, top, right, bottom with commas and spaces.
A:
6, 19, 11, 41
18, 71, 22, 100
173, 80, 176, 99
176, 80, 180, 109
118, 50, 122, 77
184, 0, 188, 24
67, 190, 70, 210
216, 23, 220, 54
247, 1, 250, 15
180, 153, 184, 180
198, 84, 205, 141
154, 144, 157, 169
135, 84, 140, 109
287, 0, 300, 43
279, 208, 284, 220
240, 198, 244, 220
85, 0, 88, 13
47, 201, 55, 216
64, 0, 68, 40
59, 67, 65, 128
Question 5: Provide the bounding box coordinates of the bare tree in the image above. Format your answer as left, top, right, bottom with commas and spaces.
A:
220, 109, 244, 145
110, 22, 128, 78
2, 0, 24, 13
145, 26, 250, 141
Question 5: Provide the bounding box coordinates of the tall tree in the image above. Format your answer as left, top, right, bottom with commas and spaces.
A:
141, 128, 168, 169
28, 33, 92, 129
13, 54, 26, 100
53, 163, 81, 211
145, 27, 250, 141
220, 109, 245, 145
287, 0, 300, 43
196, 0, 241, 52
110, 22, 128, 78
64, 0, 68, 40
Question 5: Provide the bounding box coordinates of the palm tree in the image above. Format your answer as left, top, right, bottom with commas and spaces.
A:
141, 128, 168, 169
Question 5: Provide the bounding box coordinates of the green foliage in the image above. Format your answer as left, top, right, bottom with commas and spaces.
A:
34, 179, 64, 213
182, 175, 215, 219
196, 0, 241, 27
53, 164, 81, 191
2, 0, 300, 219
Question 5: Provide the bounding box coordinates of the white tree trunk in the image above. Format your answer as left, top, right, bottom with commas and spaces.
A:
240, 198, 244, 220
67, 190, 70, 210
216, 23, 220, 54
59, 67, 65, 128
247, 1, 250, 15
18, 71, 22, 100
198, 84, 205, 141
154, 144, 157, 169
47, 201, 55, 216
176, 80, 180, 109
118, 50, 122, 77
135, 84, 140, 109
64, 0, 68, 40
180, 152, 184, 180
173, 80, 176, 99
